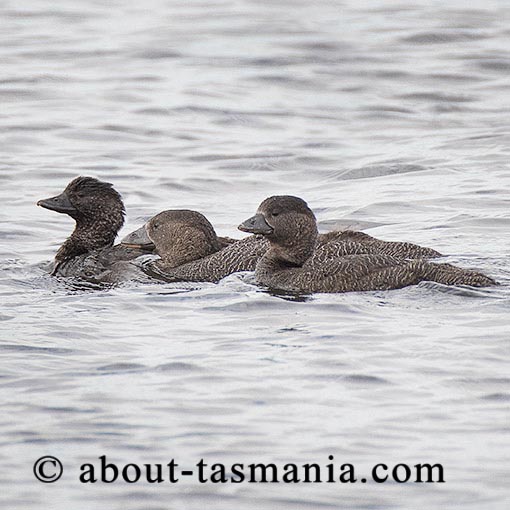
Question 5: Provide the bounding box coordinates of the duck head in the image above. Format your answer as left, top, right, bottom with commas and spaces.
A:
239, 195, 318, 266
38, 176, 125, 264
122, 209, 221, 268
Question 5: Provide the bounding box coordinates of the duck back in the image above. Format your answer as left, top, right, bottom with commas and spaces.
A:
318, 230, 441, 258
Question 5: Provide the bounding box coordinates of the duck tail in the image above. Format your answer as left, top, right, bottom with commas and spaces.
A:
422, 262, 497, 287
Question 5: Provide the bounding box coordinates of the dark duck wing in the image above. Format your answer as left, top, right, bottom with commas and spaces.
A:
54, 244, 150, 282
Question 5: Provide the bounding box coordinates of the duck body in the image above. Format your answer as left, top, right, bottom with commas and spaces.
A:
253, 251, 495, 293
53, 244, 149, 282
38, 176, 150, 282
239, 196, 496, 294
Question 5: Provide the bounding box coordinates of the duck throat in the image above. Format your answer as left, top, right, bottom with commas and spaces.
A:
55, 214, 123, 264
266, 229, 318, 268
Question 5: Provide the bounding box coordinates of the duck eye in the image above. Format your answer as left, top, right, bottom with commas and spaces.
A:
271, 211, 280, 217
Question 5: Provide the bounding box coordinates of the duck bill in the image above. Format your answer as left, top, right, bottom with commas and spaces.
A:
120, 224, 155, 249
238, 214, 273, 235
37, 191, 77, 215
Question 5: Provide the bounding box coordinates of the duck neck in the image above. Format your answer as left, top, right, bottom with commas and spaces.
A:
55, 213, 123, 264
262, 228, 318, 270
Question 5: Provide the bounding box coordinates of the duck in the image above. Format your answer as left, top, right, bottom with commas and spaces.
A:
121, 206, 442, 284
37, 176, 151, 281
121, 210, 267, 283
238, 195, 497, 293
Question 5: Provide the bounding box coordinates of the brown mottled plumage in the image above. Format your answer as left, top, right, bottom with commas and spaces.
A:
38, 176, 149, 279
147, 235, 267, 283
122, 210, 266, 283
318, 230, 441, 259
122, 205, 442, 284
239, 195, 496, 293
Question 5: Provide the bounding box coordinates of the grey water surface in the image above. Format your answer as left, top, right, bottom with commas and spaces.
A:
1, 0, 509, 508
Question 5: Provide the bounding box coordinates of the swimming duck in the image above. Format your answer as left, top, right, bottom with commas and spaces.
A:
121, 210, 267, 282
37, 176, 150, 280
239, 195, 496, 293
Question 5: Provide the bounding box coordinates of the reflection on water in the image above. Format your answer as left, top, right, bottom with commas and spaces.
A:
1, 0, 509, 509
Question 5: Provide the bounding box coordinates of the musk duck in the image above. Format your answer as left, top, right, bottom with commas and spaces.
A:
37, 176, 151, 281
121, 210, 266, 283
238, 195, 497, 293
